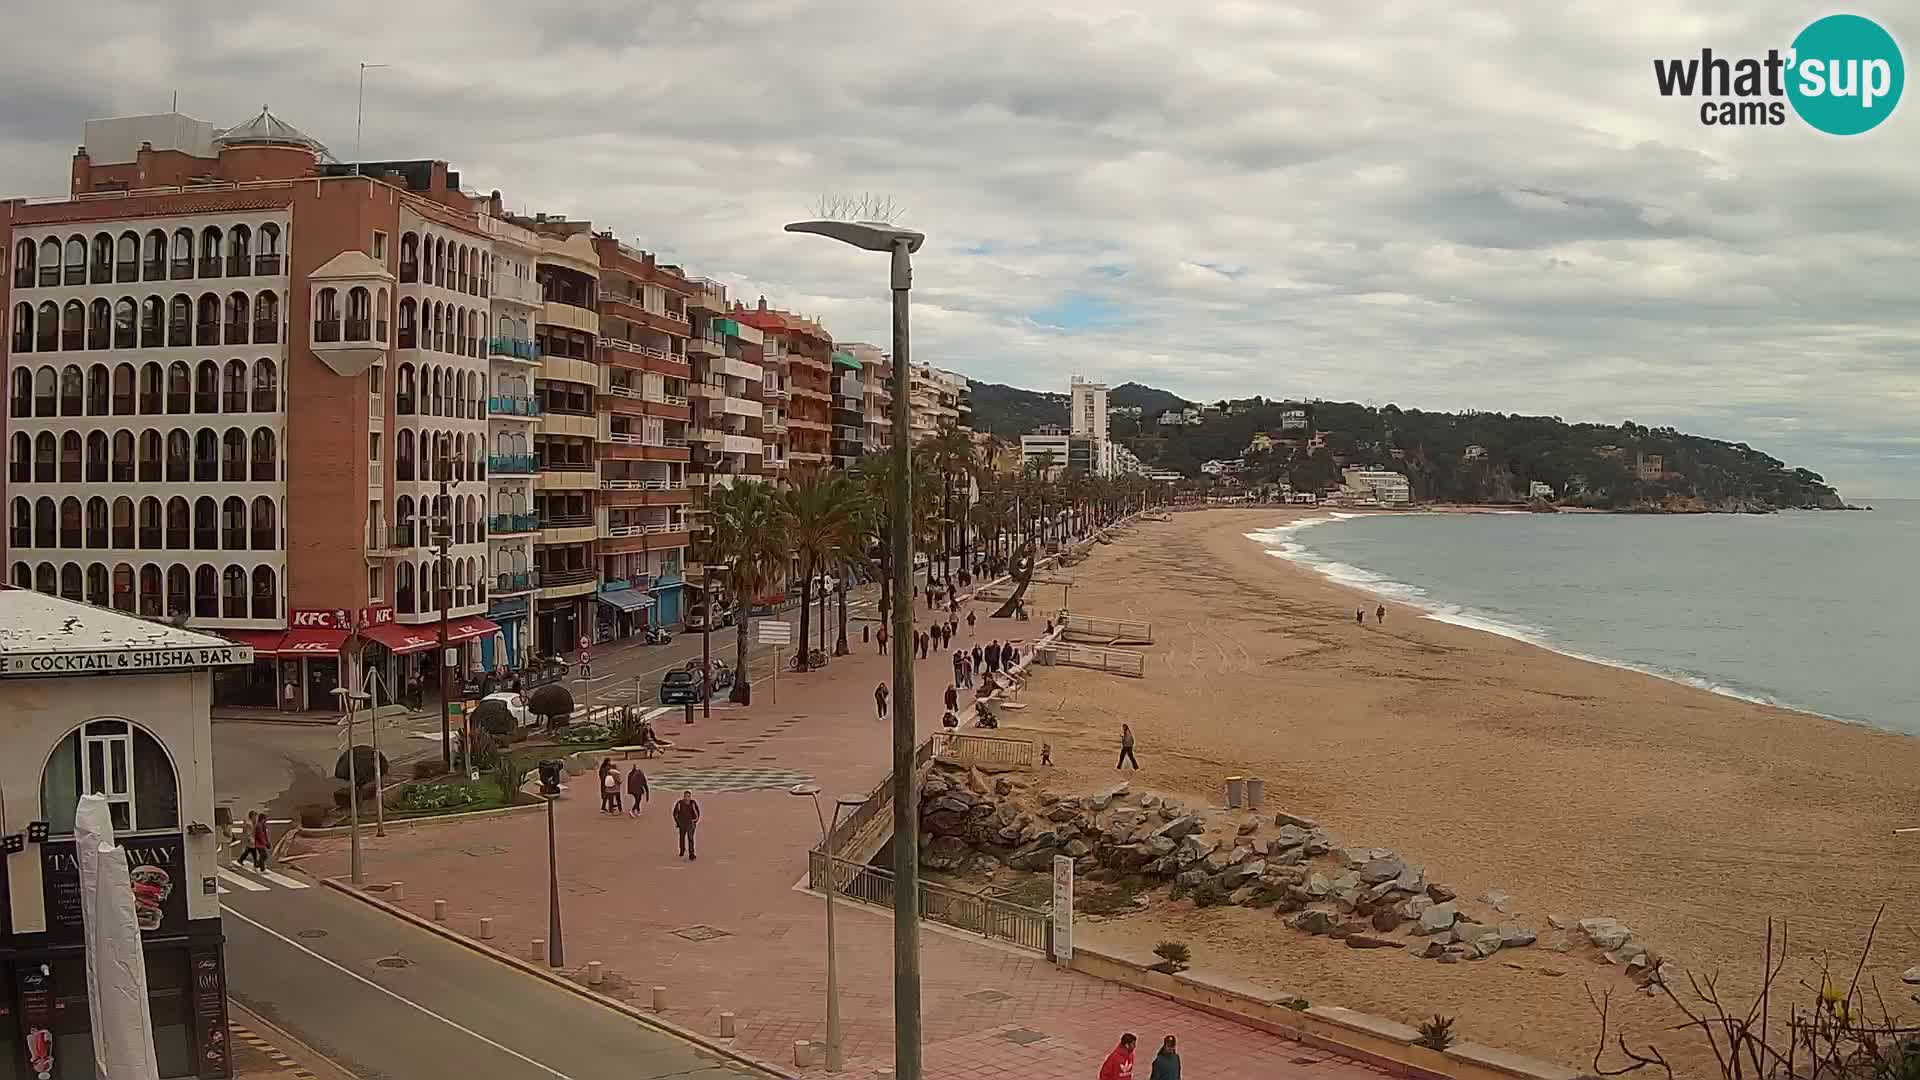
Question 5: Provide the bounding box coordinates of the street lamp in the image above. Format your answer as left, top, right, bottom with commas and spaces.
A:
330, 686, 364, 885
784, 217, 926, 1080
545, 786, 565, 968
791, 783, 866, 1073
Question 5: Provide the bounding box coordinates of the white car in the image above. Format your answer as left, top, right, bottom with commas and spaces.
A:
479, 691, 533, 731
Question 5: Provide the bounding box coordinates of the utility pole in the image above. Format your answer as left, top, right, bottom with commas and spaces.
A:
353, 63, 388, 174
700, 453, 712, 719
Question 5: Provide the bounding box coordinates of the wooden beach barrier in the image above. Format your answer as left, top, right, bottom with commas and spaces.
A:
1059, 613, 1153, 645
1039, 641, 1147, 677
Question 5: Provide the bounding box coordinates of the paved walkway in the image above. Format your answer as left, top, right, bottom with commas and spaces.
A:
290, 579, 1384, 1080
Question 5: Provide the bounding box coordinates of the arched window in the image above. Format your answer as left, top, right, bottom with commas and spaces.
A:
38, 238, 61, 287
250, 428, 276, 481
252, 358, 277, 412
142, 230, 167, 281
346, 287, 371, 340
193, 496, 217, 550
195, 293, 220, 346
222, 428, 247, 481
113, 298, 137, 349
35, 561, 57, 595
398, 297, 417, 350
396, 362, 415, 414
165, 429, 190, 483
315, 287, 340, 341
85, 363, 109, 416
111, 496, 132, 548
193, 428, 217, 482
437, 238, 449, 288
376, 288, 389, 342
139, 564, 162, 615
254, 291, 278, 343
10, 302, 32, 355
59, 562, 82, 601
166, 565, 189, 616
397, 561, 415, 613
167, 295, 192, 346
396, 429, 415, 481
395, 495, 415, 548
223, 360, 248, 412
8, 367, 30, 419
170, 229, 194, 278
33, 497, 55, 547
399, 233, 419, 283
38, 718, 180, 835
165, 497, 189, 550
139, 497, 162, 550
220, 498, 246, 550
8, 497, 27, 549
140, 296, 164, 347
111, 430, 133, 483
84, 497, 107, 548
194, 360, 219, 413
228, 225, 252, 277
251, 566, 276, 619
138, 431, 162, 483
87, 298, 110, 350
57, 364, 82, 416
90, 234, 113, 285
84, 430, 107, 482
59, 497, 81, 547
59, 431, 81, 483
166, 361, 190, 413
250, 496, 276, 549
7, 432, 27, 484
194, 564, 218, 617
13, 238, 34, 289
256, 223, 282, 274
224, 292, 250, 344
36, 302, 57, 351
221, 564, 246, 616
454, 370, 466, 418
138, 362, 162, 413
199, 227, 224, 278
34, 431, 54, 482
64, 236, 86, 286
112, 562, 134, 611
61, 300, 85, 352
116, 233, 139, 283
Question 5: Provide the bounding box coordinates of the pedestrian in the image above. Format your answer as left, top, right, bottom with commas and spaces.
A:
1375, 604, 1386, 624
986, 640, 1001, 672
1040, 741, 1052, 766
966, 610, 976, 635
945, 685, 958, 712
1006, 642, 1020, 668
281, 675, 298, 713
1099, 1033, 1138, 1080
1355, 609, 1365, 626
972, 643, 984, 672
921, 631, 931, 659
877, 625, 889, 654
1150, 1037, 1179, 1080
875, 682, 889, 720
626, 764, 650, 817
1118, 724, 1139, 770
672, 790, 701, 859
962, 656, 974, 688
863, 624, 870, 645
600, 760, 622, 814
951, 650, 963, 685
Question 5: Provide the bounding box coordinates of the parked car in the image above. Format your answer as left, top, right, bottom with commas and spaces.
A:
479, 692, 533, 731
686, 604, 735, 631
684, 658, 733, 691
659, 668, 707, 705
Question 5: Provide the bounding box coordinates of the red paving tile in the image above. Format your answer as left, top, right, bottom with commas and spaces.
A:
292, 593, 1384, 1080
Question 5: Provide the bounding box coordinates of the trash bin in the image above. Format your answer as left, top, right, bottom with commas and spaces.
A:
1226, 775, 1245, 809
537, 759, 564, 797
1245, 776, 1266, 809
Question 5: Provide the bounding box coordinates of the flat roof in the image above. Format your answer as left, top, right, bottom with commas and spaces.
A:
0, 590, 253, 677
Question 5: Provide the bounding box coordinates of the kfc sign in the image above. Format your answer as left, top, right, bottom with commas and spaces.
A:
290, 609, 350, 629
364, 604, 395, 626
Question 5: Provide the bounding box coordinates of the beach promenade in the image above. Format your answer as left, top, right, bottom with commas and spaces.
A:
288, 572, 1387, 1080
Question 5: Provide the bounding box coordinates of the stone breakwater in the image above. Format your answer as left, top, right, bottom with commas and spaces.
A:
919, 763, 1668, 986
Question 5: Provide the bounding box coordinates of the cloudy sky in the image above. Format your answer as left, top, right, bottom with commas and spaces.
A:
6, 1, 1915, 494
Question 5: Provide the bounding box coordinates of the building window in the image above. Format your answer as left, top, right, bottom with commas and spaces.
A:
369, 432, 382, 462
372, 231, 388, 261
40, 718, 179, 835
369, 564, 384, 603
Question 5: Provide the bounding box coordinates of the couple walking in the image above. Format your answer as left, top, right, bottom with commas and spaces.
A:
600, 759, 650, 816
1100, 1034, 1180, 1080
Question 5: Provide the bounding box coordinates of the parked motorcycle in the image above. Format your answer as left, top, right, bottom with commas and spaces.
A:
644, 626, 674, 646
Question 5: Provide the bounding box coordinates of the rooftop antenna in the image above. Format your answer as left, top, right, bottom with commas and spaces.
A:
354, 63, 390, 175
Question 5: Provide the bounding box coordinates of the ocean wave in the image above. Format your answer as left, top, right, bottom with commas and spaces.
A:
1244, 517, 1841, 722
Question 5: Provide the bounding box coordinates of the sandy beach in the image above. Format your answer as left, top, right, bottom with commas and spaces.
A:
997, 508, 1920, 1074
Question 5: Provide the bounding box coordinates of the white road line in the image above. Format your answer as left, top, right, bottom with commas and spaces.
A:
220, 905, 583, 1080
217, 884, 231, 895
216, 867, 268, 892
642, 706, 673, 721
253, 867, 311, 890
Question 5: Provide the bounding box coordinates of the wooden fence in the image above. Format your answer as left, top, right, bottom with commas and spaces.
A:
1059, 613, 1153, 645
1038, 641, 1147, 678
940, 733, 1036, 768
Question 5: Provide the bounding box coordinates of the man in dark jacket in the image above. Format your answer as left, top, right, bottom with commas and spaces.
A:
672, 791, 701, 859
1150, 1036, 1179, 1080
626, 764, 650, 817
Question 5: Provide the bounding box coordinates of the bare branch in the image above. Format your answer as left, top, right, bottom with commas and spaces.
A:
812, 191, 906, 224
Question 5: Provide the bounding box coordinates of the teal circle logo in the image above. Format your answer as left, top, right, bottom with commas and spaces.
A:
1787, 14, 1904, 135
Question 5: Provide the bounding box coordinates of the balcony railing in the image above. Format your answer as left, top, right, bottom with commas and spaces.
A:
487, 395, 543, 417
170, 258, 193, 280
663, 436, 690, 448
539, 567, 596, 587
495, 571, 538, 594
198, 257, 222, 278
313, 319, 342, 343
539, 459, 595, 472
487, 453, 536, 474
487, 513, 540, 534
255, 254, 282, 275
488, 336, 539, 361
604, 522, 681, 538
541, 513, 592, 529
601, 478, 678, 491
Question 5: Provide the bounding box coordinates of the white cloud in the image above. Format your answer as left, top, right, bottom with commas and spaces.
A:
3, 0, 1914, 493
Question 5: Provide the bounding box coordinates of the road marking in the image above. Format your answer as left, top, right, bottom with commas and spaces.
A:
254, 867, 312, 889
218, 884, 231, 895
217, 867, 269, 892
220, 905, 585, 1080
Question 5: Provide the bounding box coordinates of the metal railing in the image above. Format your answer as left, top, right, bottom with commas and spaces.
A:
488, 395, 543, 417
489, 336, 539, 361
941, 733, 1036, 768
488, 513, 540, 533
601, 478, 676, 491
808, 850, 1050, 954
603, 522, 680, 538
487, 453, 536, 473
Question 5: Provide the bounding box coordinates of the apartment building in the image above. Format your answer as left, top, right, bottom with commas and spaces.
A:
479, 212, 543, 669
830, 349, 866, 470
839, 341, 891, 455
908, 363, 970, 442
735, 299, 832, 478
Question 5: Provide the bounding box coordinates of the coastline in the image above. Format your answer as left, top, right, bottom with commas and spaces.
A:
1001, 508, 1920, 1074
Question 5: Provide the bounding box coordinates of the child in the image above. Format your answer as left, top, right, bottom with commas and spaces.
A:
1041, 742, 1053, 767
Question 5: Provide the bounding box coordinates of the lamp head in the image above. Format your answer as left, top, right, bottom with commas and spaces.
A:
785, 220, 924, 254
789, 782, 822, 797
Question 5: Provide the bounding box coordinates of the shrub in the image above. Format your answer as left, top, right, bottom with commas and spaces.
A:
1149, 941, 1191, 975
1190, 880, 1227, 909
610, 707, 647, 746
1415, 1015, 1455, 1050
410, 759, 447, 781
389, 783, 480, 813
491, 753, 524, 799
467, 727, 500, 769
553, 723, 610, 746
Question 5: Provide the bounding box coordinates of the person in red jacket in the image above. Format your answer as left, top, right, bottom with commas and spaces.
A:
1099, 1033, 1137, 1080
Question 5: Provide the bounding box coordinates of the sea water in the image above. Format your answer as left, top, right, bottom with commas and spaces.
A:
1247, 501, 1920, 734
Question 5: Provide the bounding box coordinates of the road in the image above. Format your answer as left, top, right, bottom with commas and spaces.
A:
218, 868, 762, 1080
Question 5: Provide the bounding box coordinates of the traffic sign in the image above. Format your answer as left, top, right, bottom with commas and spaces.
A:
756, 620, 792, 646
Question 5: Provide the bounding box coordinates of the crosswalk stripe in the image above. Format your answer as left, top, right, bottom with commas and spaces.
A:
216, 867, 268, 892
252, 867, 310, 889
642, 706, 673, 721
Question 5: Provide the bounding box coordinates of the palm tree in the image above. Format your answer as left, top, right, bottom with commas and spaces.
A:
833, 485, 877, 655
923, 423, 974, 587
782, 474, 864, 669
704, 480, 787, 704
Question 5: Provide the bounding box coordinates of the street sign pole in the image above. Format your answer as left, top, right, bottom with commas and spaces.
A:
757, 618, 793, 706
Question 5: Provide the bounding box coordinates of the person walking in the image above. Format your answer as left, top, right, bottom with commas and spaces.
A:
875, 682, 889, 721
1375, 603, 1386, 624
600, 761, 622, 814
242, 811, 271, 870
1118, 724, 1140, 770
944, 685, 959, 713
1355, 609, 1365, 626
1099, 1034, 1138, 1080
1150, 1037, 1180, 1080
966, 610, 976, 636
626, 764, 650, 817
972, 643, 984, 673
986, 640, 1002, 673
672, 791, 701, 859
877, 624, 889, 655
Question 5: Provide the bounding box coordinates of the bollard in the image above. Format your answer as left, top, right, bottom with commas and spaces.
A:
875, 1070, 895, 1080
1246, 776, 1266, 809
651, 985, 667, 1011
532, 939, 547, 962
719, 1012, 737, 1038
794, 1041, 815, 1068
390, 881, 406, 901
1226, 775, 1245, 809
432, 899, 448, 921
587, 961, 605, 986
479, 917, 495, 940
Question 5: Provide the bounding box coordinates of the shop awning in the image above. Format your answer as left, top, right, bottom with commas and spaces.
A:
277, 627, 349, 656
219, 629, 287, 656
597, 588, 654, 612
362, 617, 501, 655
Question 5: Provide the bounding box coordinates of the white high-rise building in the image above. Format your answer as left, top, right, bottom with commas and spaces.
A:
1069, 375, 1110, 475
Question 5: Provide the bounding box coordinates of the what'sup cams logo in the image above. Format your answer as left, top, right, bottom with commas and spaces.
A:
1653, 13, 1904, 134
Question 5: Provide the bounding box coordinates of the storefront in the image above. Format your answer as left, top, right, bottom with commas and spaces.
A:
0, 590, 249, 1080
595, 585, 652, 642
535, 598, 581, 659
651, 578, 685, 628
357, 617, 500, 702
483, 597, 529, 673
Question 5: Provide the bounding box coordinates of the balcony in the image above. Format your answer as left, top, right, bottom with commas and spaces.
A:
491, 275, 543, 307
256, 254, 284, 276
540, 300, 599, 337
713, 355, 763, 383
686, 379, 724, 400
687, 336, 725, 358
721, 434, 763, 457
487, 394, 543, 419
762, 385, 790, 402
488, 513, 541, 535
495, 571, 538, 595
488, 453, 536, 474
489, 336, 540, 363
721, 395, 762, 419
688, 279, 729, 313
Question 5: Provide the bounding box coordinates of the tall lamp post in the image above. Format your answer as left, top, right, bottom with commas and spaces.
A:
791, 783, 866, 1073
545, 789, 565, 967
784, 217, 926, 1080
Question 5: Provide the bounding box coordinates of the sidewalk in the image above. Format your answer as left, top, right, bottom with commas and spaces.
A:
290, 580, 1380, 1080
213, 703, 423, 726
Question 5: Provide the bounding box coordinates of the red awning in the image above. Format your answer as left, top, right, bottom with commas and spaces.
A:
277, 627, 349, 656
218, 629, 286, 657
361, 617, 501, 656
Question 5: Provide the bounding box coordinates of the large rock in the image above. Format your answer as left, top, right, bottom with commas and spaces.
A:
1306, 873, 1332, 898
1904, 967, 1920, 986
1006, 843, 1059, 871
1153, 815, 1204, 841
1175, 869, 1210, 890
997, 824, 1026, 845
1426, 883, 1457, 903
1360, 857, 1406, 884
923, 836, 971, 870
1580, 918, 1633, 951
1138, 795, 1161, 811
924, 811, 967, 836
1418, 902, 1459, 935
1063, 838, 1092, 858
1305, 831, 1337, 855
1371, 908, 1404, 933
1223, 859, 1266, 887
1273, 811, 1319, 830
1236, 819, 1259, 837
1228, 885, 1259, 906
964, 852, 1002, 875
1393, 865, 1425, 893
1048, 803, 1082, 823
1291, 910, 1338, 935
1499, 925, 1537, 948
1147, 836, 1177, 857
1331, 871, 1361, 894
1402, 895, 1433, 920
1111, 844, 1154, 870
1468, 930, 1505, 959
1482, 889, 1512, 914
994, 777, 1015, 798
1345, 934, 1400, 950
1407, 939, 1447, 960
